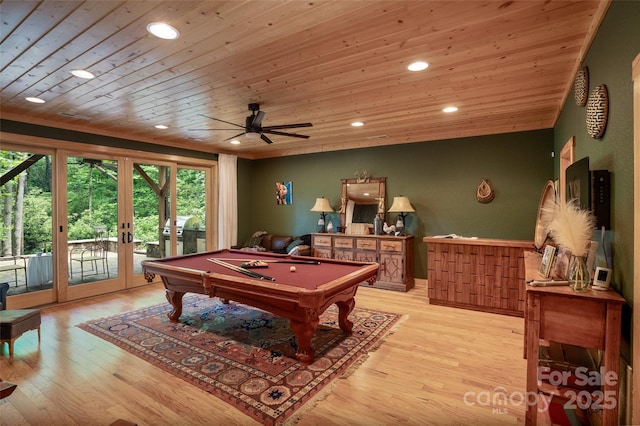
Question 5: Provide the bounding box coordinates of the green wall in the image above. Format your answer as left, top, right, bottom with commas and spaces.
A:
554, 0, 638, 306
553, 1, 638, 362
238, 129, 554, 278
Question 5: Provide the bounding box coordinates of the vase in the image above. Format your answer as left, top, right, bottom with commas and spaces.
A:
568, 255, 590, 292
373, 215, 383, 235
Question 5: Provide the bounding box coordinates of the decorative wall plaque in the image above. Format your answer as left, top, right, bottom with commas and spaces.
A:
586, 84, 608, 139
573, 67, 589, 107
476, 179, 495, 203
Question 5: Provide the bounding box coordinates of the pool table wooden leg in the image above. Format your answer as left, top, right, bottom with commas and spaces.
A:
290, 312, 319, 364
165, 290, 185, 322
335, 298, 355, 333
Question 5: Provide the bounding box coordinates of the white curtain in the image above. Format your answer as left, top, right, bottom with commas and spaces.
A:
217, 154, 238, 249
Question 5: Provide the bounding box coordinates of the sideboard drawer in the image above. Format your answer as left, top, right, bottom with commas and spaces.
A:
334, 237, 354, 249
379, 240, 402, 252
356, 239, 377, 250
313, 235, 332, 247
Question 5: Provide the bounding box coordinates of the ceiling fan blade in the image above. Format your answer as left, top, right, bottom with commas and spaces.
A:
263, 129, 310, 139
262, 123, 312, 131
261, 134, 273, 144
198, 113, 244, 128
252, 111, 266, 128
188, 128, 239, 131
224, 132, 246, 141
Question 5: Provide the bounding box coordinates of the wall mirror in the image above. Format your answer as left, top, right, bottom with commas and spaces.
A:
339, 177, 386, 231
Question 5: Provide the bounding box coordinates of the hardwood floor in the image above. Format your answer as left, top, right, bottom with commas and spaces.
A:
1, 281, 529, 425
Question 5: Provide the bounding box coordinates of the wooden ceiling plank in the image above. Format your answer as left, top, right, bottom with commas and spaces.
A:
0, 0, 83, 78
33, 1, 225, 110
44, 5, 253, 115
0, 1, 40, 45
2, 1, 130, 98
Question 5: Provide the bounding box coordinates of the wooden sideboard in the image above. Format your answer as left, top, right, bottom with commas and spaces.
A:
311, 233, 414, 292
423, 237, 534, 317
523, 251, 625, 426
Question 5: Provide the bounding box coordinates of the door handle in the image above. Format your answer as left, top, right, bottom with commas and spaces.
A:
127, 232, 133, 243
121, 232, 126, 244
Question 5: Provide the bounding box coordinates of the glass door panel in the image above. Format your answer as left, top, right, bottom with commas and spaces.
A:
0, 148, 55, 303
176, 167, 207, 254
129, 162, 172, 286
66, 156, 119, 287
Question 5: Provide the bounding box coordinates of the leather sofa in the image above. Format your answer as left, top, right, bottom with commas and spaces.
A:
237, 232, 311, 256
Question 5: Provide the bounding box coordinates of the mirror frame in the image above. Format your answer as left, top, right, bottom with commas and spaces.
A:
339, 177, 386, 231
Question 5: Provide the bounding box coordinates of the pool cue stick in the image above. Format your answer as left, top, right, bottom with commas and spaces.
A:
215, 257, 320, 265
208, 258, 276, 281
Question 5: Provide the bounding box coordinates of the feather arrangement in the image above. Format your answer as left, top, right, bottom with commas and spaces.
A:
544, 199, 596, 256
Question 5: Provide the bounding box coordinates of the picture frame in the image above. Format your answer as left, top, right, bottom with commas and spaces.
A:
540, 245, 556, 278
275, 181, 293, 205
554, 247, 572, 279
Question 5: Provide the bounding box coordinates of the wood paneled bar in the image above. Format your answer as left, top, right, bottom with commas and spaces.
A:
423, 237, 535, 317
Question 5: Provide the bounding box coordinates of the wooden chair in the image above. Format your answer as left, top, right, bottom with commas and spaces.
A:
69, 226, 110, 280
0, 282, 41, 357
0, 256, 28, 289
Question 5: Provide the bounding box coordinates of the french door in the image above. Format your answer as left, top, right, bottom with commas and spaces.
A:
2, 138, 217, 308
61, 151, 125, 300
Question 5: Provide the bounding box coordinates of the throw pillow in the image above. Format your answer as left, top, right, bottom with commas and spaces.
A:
286, 239, 304, 254
288, 246, 300, 256
244, 231, 267, 248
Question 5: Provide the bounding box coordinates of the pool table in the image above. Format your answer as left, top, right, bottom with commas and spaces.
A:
142, 249, 379, 363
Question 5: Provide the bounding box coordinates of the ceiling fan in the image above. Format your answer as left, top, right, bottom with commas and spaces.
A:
190, 103, 312, 144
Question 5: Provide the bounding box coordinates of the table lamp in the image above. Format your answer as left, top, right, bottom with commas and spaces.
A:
387, 196, 415, 235
310, 197, 334, 232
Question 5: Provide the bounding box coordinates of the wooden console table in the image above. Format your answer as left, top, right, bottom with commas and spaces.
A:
423, 237, 534, 316
524, 251, 625, 426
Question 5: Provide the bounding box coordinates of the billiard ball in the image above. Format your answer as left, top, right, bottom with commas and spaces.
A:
290, 266, 296, 272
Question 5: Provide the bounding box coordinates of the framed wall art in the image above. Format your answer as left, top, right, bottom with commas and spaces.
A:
276, 181, 292, 205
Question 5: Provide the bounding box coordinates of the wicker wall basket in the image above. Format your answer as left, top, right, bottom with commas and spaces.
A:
476, 179, 495, 203
586, 84, 608, 139
574, 67, 589, 107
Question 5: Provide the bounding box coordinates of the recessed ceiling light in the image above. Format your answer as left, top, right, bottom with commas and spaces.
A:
408, 61, 429, 72
25, 97, 45, 104
70, 69, 95, 79
146, 22, 180, 40
443, 106, 458, 113
230, 139, 241, 145
154, 124, 169, 129
351, 121, 364, 127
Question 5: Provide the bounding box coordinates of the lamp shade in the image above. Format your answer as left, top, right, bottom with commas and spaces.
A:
388, 196, 415, 213
310, 197, 334, 212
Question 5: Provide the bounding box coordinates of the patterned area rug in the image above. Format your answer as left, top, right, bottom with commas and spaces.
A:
78, 295, 400, 425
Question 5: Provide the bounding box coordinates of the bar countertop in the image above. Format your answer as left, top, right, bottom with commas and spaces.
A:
423, 236, 534, 248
